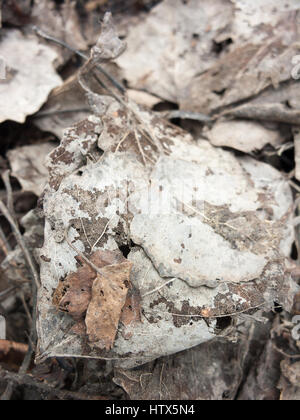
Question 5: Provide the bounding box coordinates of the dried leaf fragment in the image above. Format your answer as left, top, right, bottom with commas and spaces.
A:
52, 249, 125, 320
86, 260, 133, 351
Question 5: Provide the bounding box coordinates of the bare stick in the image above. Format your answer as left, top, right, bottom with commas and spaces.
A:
91, 218, 112, 252
144, 301, 267, 319
64, 226, 108, 280
2, 171, 15, 220
0, 201, 40, 290
142, 278, 177, 298
0, 225, 11, 255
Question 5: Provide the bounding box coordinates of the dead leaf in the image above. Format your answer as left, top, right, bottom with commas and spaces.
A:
117, 0, 234, 103
205, 120, 283, 153
34, 75, 91, 140
31, 0, 88, 66
114, 333, 252, 400
53, 249, 125, 320
0, 29, 62, 123
127, 89, 161, 109
86, 260, 133, 351
182, 42, 300, 114
7, 143, 56, 196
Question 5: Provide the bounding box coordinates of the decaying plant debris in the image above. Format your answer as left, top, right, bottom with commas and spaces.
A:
36, 13, 297, 370
1, 0, 300, 401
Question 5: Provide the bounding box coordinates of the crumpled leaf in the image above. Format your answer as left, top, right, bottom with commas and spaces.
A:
183, 42, 300, 114
31, 0, 88, 66
205, 120, 283, 153
91, 12, 126, 62
0, 29, 62, 123
53, 249, 125, 318
7, 143, 56, 196
53, 249, 134, 351
117, 0, 300, 115
86, 260, 133, 351
117, 0, 234, 103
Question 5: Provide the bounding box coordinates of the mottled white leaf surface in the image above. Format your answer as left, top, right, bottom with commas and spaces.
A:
37, 103, 294, 368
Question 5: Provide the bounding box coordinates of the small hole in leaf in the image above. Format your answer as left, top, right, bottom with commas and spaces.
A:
291, 242, 298, 261
213, 88, 227, 96
274, 302, 283, 313
216, 316, 231, 330
212, 38, 233, 55
118, 244, 131, 258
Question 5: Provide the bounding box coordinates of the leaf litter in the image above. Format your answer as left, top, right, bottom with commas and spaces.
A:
34, 12, 297, 373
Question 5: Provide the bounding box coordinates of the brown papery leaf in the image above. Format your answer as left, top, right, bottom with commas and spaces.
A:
52, 249, 125, 320
86, 261, 133, 351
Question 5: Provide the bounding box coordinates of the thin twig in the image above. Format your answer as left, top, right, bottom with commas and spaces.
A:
0, 218, 38, 400
0, 201, 40, 290
64, 226, 108, 280
115, 131, 130, 152
0, 226, 11, 255
91, 218, 112, 252
144, 301, 267, 319
142, 278, 177, 298
2, 171, 15, 220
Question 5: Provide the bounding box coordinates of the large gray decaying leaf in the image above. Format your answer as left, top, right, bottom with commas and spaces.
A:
36, 97, 295, 368
35, 10, 297, 369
